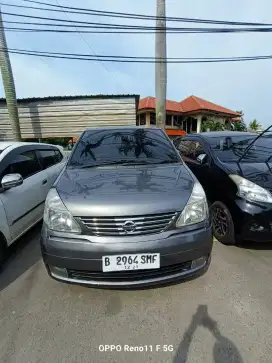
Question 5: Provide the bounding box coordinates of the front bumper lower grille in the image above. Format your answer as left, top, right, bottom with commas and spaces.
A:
77, 211, 178, 236
67, 261, 192, 282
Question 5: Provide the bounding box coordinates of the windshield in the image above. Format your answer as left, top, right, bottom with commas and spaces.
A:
209, 133, 272, 162
68, 128, 180, 167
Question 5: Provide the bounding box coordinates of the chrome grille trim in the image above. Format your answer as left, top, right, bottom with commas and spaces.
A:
77, 212, 178, 236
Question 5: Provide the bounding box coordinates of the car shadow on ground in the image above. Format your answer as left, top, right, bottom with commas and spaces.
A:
173, 305, 244, 363
237, 240, 272, 250
0, 222, 42, 292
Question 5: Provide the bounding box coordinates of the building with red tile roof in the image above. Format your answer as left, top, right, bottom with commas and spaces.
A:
138, 95, 240, 137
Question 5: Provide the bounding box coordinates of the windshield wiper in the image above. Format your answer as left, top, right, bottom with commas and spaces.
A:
238, 124, 272, 163
76, 160, 133, 168
70, 159, 180, 168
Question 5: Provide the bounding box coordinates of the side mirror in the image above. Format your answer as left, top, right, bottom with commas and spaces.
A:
196, 154, 208, 165
1, 174, 23, 190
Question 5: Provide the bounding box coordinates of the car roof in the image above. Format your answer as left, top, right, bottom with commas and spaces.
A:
0, 141, 62, 151
84, 126, 160, 132
197, 131, 258, 139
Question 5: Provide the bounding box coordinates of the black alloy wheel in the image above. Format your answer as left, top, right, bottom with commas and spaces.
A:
211, 201, 236, 245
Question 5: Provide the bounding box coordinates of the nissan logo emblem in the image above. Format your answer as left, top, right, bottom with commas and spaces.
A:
122, 220, 136, 233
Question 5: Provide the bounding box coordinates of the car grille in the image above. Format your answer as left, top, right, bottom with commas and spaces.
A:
67, 261, 192, 282
77, 212, 178, 236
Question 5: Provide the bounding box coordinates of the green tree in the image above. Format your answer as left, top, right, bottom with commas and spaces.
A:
232, 111, 247, 131
201, 119, 224, 132
249, 119, 262, 131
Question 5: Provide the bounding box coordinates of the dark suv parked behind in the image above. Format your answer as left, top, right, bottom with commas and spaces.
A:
41, 127, 213, 288
176, 131, 272, 245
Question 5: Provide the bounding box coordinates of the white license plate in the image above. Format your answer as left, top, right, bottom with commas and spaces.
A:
102, 253, 160, 272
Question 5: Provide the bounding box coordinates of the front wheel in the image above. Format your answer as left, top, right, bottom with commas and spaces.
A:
210, 201, 236, 245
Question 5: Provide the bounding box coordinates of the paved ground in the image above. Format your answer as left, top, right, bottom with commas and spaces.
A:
0, 223, 271, 363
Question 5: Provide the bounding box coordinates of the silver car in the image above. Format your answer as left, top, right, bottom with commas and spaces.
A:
41, 127, 213, 288
0, 142, 65, 267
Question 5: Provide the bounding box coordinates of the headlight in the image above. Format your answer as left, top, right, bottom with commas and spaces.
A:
229, 174, 272, 203
44, 189, 81, 233
176, 181, 208, 227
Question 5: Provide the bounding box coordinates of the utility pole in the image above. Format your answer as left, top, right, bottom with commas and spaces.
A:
155, 0, 167, 130
0, 8, 21, 141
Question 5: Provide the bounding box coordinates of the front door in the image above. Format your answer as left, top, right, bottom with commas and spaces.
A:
0, 148, 47, 241
177, 139, 213, 200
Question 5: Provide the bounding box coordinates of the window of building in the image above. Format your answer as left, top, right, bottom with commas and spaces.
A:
166, 114, 172, 126
182, 117, 198, 133
186, 118, 192, 133
3, 150, 41, 179
173, 115, 183, 127
140, 113, 146, 125
191, 118, 197, 132
150, 112, 156, 125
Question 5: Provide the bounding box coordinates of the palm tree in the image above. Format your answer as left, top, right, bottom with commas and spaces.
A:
0, 9, 21, 140
249, 119, 262, 131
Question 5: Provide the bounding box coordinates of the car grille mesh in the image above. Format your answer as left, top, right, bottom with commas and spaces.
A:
77, 212, 178, 236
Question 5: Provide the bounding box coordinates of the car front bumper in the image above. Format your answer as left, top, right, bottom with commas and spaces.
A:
40, 223, 213, 288
234, 199, 272, 242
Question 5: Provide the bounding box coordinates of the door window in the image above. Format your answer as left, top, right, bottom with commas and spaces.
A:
54, 150, 63, 163
39, 149, 63, 169
178, 140, 206, 161
2, 150, 41, 179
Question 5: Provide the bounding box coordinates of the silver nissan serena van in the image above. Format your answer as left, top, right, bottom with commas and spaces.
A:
41, 127, 213, 288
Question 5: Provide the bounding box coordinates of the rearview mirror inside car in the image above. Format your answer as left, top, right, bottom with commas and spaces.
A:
196, 154, 208, 165
1, 173, 23, 190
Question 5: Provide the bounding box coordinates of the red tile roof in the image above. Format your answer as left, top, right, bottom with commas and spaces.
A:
138, 97, 183, 113
138, 95, 239, 117
180, 95, 240, 116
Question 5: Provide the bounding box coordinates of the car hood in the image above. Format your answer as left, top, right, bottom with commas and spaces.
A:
56, 164, 194, 216
221, 161, 272, 191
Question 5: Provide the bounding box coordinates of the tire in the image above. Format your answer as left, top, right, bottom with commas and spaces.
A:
210, 201, 236, 245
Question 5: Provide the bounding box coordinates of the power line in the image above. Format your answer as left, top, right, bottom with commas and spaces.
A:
11, 47, 268, 60
53, 0, 127, 94
19, 0, 272, 26
5, 19, 272, 34
3, 11, 272, 34
4, 47, 272, 63
4, 24, 272, 34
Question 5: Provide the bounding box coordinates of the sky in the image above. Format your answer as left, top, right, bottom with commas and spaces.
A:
1, 0, 272, 127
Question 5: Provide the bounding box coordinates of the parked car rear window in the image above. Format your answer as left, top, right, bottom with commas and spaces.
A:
69, 129, 180, 167
3, 150, 41, 179
209, 134, 272, 162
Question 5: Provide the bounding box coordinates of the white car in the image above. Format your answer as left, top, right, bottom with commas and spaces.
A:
0, 142, 65, 267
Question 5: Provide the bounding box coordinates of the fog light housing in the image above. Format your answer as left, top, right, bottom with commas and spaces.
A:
191, 256, 207, 269
49, 265, 68, 278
